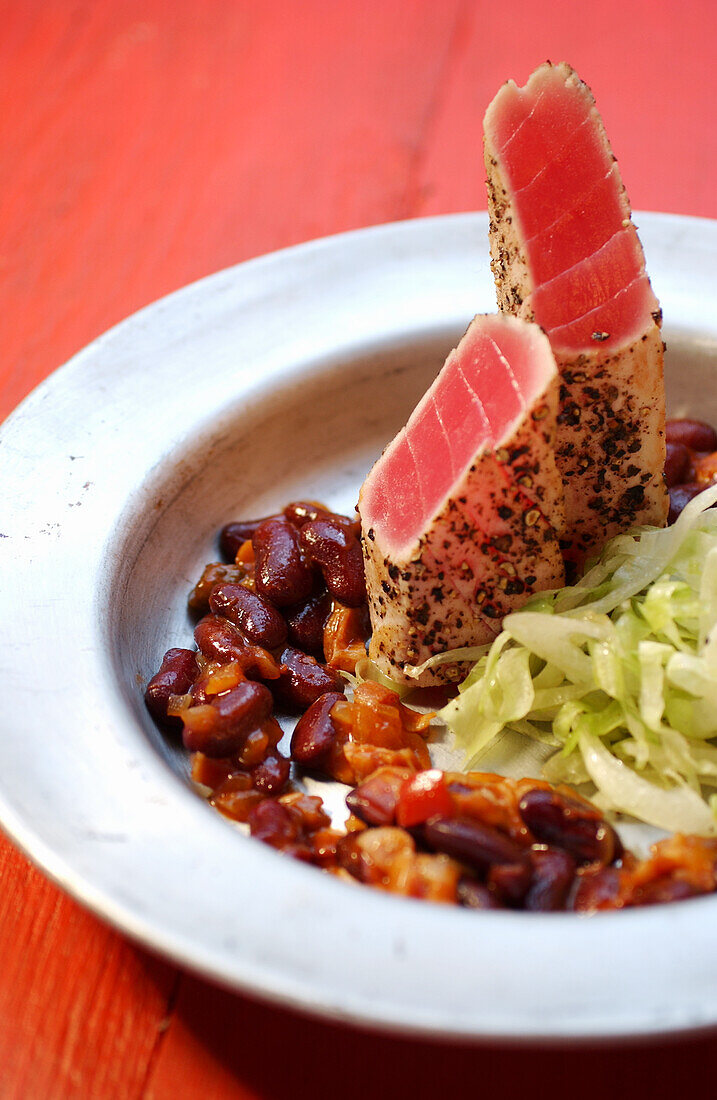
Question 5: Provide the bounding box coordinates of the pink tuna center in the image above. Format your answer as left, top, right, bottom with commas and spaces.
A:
361, 318, 554, 558
486, 63, 658, 351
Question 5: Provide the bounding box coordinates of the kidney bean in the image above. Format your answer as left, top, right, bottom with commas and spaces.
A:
299, 519, 366, 607
518, 788, 621, 866
248, 799, 300, 845
274, 646, 345, 712
188, 561, 251, 613
285, 589, 333, 655
193, 615, 280, 680
145, 648, 198, 725
210, 680, 272, 730
344, 766, 408, 826
194, 614, 248, 663
666, 418, 717, 453
283, 792, 332, 833
284, 501, 359, 535
524, 847, 576, 911
219, 515, 282, 561
182, 680, 273, 757
456, 877, 501, 909
253, 518, 314, 607
572, 866, 622, 912
664, 441, 691, 488
189, 679, 209, 707
334, 832, 368, 880
251, 750, 291, 795
248, 800, 314, 861
668, 483, 704, 524
487, 860, 532, 906
421, 815, 530, 876
290, 691, 343, 764
209, 583, 287, 649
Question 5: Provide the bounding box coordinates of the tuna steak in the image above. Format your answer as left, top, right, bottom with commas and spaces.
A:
359, 314, 565, 686
484, 61, 667, 562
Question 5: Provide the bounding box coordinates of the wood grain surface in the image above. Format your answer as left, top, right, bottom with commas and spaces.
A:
2, 2, 717, 1096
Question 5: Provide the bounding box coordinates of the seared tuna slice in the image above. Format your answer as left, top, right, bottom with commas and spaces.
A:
484, 61, 667, 562
359, 314, 565, 687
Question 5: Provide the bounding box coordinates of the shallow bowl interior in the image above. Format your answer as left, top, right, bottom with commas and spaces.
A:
113, 322, 714, 785
111, 330, 453, 776
5, 213, 717, 1042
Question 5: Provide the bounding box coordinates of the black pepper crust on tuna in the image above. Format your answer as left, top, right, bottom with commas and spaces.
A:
359, 363, 566, 688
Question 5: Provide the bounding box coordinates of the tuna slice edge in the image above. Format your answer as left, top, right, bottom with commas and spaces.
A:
484, 60, 668, 562
359, 313, 566, 687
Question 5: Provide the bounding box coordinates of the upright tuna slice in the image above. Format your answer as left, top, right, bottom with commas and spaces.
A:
484, 61, 667, 562
359, 314, 565, 687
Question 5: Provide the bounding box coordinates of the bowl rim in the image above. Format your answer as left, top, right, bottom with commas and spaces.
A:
2, 211, 717, 1043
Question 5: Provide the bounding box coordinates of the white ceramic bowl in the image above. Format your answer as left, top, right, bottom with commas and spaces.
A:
2, 213, 717, 1041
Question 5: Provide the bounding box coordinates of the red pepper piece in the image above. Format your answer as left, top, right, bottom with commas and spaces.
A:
396, 769, 453, 828
345, 766, 408, 826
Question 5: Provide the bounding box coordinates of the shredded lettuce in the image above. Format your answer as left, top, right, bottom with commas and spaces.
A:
437, 485, 717, 835
345, 656, 414, 698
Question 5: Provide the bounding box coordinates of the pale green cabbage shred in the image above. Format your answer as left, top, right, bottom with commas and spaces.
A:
346, 656, 414, 697
431, 485, 717, 835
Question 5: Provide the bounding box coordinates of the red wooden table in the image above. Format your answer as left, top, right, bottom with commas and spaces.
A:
2, 2, 717, 1096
